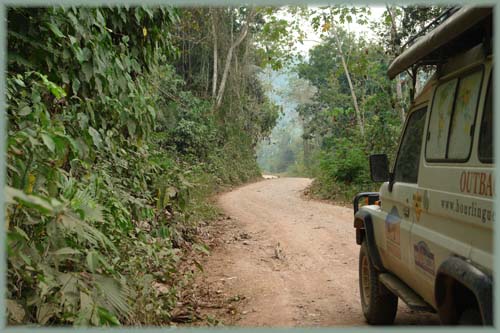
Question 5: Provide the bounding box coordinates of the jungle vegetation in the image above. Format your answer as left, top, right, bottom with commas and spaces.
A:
257, 6, 446, 201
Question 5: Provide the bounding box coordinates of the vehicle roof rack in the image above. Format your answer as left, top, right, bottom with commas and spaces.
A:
401, 6, 460, 51
387, 6, 492, 79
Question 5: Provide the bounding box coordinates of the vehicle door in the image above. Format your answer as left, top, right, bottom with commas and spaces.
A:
378, 106, 428, 286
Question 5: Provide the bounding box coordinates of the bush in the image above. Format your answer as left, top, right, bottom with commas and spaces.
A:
310, 135, 375, 201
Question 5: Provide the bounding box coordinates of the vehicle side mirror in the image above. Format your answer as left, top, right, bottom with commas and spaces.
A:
369, 154, 389, 182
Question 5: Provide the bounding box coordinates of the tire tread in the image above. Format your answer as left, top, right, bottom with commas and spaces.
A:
359, 241, 398, 325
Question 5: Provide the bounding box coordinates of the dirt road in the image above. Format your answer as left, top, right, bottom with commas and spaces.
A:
194, 177, 439, 327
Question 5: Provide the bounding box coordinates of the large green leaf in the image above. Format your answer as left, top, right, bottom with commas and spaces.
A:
77, 291, 95, 325
53, 247, 81, 256
5, 186, 54, 215
86, 251, 100, 273
94, 275, 131, 319
60, 214, 116, 251
88, 127, 102, 148
46, 23, 65, 38
82, 62, 93, 82
35, 72, 67, 99
18, 105, 32, 116
41, 133, 55, 153
97, 307, 120, 326
13, 226, 29, 241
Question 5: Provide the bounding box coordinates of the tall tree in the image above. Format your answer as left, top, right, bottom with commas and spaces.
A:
331, 28, 364, 137
211, 8, 218, 99
385, 5, 406, 122
307, 6, 372, 137
215, 8, 255, 109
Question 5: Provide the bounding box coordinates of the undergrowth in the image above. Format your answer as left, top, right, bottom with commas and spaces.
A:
6, 7, 274, 326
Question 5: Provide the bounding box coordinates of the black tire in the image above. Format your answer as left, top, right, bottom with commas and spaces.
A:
359, 240, 398, 325
458, 308, 482, 325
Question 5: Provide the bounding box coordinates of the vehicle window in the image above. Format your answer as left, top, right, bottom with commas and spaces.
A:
448, 71, 482, 159
479, 77, 493, 163
394, 107, 427, 183
426, 79, 457, 160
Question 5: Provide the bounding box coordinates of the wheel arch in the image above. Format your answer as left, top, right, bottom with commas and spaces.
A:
434, 256, 493, 325
354, 210, 385, 272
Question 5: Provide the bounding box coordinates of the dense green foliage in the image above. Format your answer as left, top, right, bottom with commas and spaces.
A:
257, 6, 443, 202
296, 29, 401, 200
6, 7, 278, 326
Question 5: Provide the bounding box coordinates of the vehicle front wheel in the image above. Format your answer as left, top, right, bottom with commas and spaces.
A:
359, 240, 398, 325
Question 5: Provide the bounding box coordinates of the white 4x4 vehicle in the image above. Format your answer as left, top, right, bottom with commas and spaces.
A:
353, 7, 493, 325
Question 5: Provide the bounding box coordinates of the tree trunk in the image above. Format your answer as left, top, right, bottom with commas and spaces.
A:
214, 12, 252, 110
203, 52, 208, 97
409, 66, 418, 103
361, 85, 366, 126
395, 74, 405, 122
415, 71, 422, 95
211, 9, 218, 99
304, 138, 310, 171
332, 31, 364, 137
386, 6, 406, 122
386, 5, 399, 54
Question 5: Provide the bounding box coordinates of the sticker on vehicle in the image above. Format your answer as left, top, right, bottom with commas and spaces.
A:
414, 241, 435, 276
385, 206, 401, 259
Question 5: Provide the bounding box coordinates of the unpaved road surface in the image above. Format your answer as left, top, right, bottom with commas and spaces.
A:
194, 177, 439, 327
